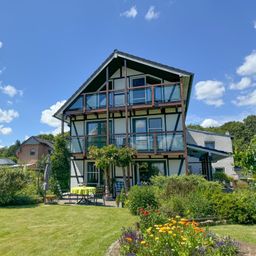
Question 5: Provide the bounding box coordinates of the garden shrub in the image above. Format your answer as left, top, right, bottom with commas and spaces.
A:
127, 185, 158, 215
212, 190, 256, 224
213, 172, 231, 183
151, 175, 222, 218
0, 168, 27, 205
0, 168, 43, 206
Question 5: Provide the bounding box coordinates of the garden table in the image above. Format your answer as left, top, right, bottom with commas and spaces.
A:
71, 186, 96, 204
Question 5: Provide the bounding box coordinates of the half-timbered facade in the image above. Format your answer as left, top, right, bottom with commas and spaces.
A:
54, 50, 195, 189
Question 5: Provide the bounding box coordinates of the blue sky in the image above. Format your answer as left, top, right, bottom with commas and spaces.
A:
0, 0, 256, 147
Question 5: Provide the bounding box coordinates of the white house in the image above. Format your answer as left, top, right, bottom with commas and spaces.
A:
54, 50, 236, 191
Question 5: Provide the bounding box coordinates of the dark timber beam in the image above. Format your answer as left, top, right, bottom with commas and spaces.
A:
106, 66, 110, 145
180, 77, 189, 175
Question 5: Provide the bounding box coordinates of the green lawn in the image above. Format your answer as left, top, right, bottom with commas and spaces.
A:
210, 225, 256, 245
0, 204, 137, 256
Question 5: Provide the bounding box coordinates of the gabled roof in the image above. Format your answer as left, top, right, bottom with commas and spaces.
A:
54, 49, 194, 120
20, 136, 54, 149
187, 128, 232, 138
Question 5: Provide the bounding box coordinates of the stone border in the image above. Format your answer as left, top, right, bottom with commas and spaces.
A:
105, 240, 120, 256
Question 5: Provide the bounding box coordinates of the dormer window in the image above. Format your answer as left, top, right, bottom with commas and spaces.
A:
204, 141, 215, 149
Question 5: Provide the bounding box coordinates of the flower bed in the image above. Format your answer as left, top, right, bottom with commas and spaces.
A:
119, 214, 240, 256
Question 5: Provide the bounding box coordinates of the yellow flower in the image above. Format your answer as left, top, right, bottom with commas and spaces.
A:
146, 227, 152, 233
168, 231, 173, 235
155, 237, 159, 241
149, 234, 154, 237
141, 240, 146, 245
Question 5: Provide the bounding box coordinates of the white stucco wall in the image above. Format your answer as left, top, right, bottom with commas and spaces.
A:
187, 129, 236, 177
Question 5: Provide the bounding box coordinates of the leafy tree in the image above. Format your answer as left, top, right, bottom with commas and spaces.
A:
115, 147, 136, 193
51, 134, 70, 192
235, 135, 256, 175
88, 145, 118, 197
38, 134, 55, 143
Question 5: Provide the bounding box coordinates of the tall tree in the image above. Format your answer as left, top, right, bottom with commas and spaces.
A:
51, 134, 70, 191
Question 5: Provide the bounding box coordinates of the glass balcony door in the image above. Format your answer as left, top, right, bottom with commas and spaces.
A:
86, 121, 111, 149
132, 118, 148, 151
130, 77, 151, 105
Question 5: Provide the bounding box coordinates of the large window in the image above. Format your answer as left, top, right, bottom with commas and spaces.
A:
30, 148, 36, 156
86, 121, 112, 149
135, 161, 166, 183
87, 162, 104, 185
68, 96, 83, 111
149, 118, 162, 132
130, 77, 151, 105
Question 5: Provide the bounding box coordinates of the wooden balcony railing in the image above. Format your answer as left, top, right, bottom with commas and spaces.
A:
69, 131, 184, 154
65, 82, 181, 114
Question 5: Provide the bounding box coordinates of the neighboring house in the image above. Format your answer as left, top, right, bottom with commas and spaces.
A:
187, 129, 237, 180
16, 136, 54, 167
54, 50, 233, 189
0, 158, 16, 167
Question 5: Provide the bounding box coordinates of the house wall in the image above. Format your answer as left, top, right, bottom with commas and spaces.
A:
187, 130, 236, 178
17, 144, 51, 165
69, 66, 186, 188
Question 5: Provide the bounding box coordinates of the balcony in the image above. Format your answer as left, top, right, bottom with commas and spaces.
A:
65, 83, 181, 114
70, 131, 184, 154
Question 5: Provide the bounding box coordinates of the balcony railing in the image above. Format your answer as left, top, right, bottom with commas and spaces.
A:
69, 131, 184, 154
66, 82, 181, 113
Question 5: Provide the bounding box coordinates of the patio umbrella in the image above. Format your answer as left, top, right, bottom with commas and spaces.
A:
43, 154, 51, 203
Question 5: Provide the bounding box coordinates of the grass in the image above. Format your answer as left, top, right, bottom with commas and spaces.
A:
210, 225, 256, 245
0, 204, 137, 256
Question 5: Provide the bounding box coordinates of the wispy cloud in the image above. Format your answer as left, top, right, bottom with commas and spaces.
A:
0, 85, 23, 97
233, 89, 256, 106
0, 125, 12, 135
145, 6, 159, 21
236, 50, 256, 76
0, 67, 6, 75
120, 6, 138, 18
0, 108, 19, 123
229, 77, 254, 90
195, 80, 225, 107
253, 20, 256, 30
0, 41, 3, 49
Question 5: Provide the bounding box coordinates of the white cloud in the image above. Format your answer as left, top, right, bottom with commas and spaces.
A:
7, 100, 13, 105
120, 6, 138, 18
195, 80, 225, 107
41, 100, 66, 127
0, 41, 2, 48
254, 20, 256, 29
236, 51, 256, 76
229, 77, 253, 90
40, 100, 69, 135
0, 108, 19, 123
233, 89, 256, 106
0, 125, 12, 135
145, 6, 159, 21
24, 135, 30, 141
201, 118, 221, 128
0, 85, 23, 97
